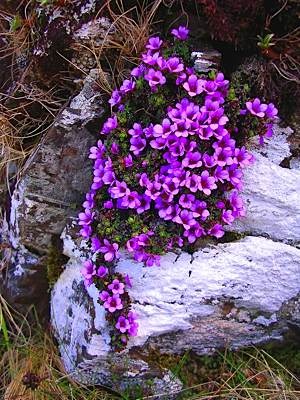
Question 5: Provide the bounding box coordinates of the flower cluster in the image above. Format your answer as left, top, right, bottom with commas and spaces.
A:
243, 98, 278, 145
78, 26, 278, 350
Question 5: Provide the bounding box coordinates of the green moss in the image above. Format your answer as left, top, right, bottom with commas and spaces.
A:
220, 231, 247, 243
149, 93, 167, 108
46, 239, 68, 288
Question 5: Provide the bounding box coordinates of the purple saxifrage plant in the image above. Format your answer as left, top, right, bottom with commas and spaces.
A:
78, 26, 278, 351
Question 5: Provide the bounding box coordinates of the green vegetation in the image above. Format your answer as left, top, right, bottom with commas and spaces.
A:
45, 241, 68, 289
1, 295, 300, 399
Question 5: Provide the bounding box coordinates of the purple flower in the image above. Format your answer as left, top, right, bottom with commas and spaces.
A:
173, 209, 197, 230
183, 75, 204, 97
198, 171, 217, 195
202, 154, 216, 168
150, 136, 167, 150
214, 147, 233, 167
120, 191, 141, 209
182, 151, 202, 168
127, 237, 139, 252
145, 68, 166, 90
116, 315, 130, 333
208, 223, 224, 238
185, 172, 200, 193
191, 200, 209, 220
179, 194, 195, 209
108, 279, 125, 295
146, 36, 163, 51
131, 65, 145, 78
171, 26, 189, 40
89, 140, 105, 159
137, 194, 151, 214
125, 274, 133, 288
99, 239, 119, 262
142, 51, 165, 67
207, 108, 229, 131
227, 165, 243, 188
78, 209, 94, 226
111, 142, 120, 155
246, 98, 268, 118
82, 191, 95, 209
104, 200, 114, 209
138, 232, 153, 246
230, 191, 245, 217
139, 173, 151, 187
104, 295, 123, 313
233, 147, 253, 167
265, 103, 278, 119
162, 177, 180, 196
99, 290, 110, 302
92, 165, 115, 190
145, 253, 160, 267
260, 123, 274, 145
214, 166, 229, 183
215, 72, 229, 91
167, 57, 184, 73
91, 236, 101, 251
130, 136, 147, 155
110, 181, 130, 199
97, 266, 108, 278
108, 90, 121, 107
222, 209, 235, 225
128, 311, 138, 336
124, 154, 133, 168
183, 222, 205, 243
176, 72, 187, 85
129, 123, 143, 137
101, 116, 118, 134
80, 225, 92, 239
120, 79, 136, 94
81, 260, 96, 286
153, 118, 172, 138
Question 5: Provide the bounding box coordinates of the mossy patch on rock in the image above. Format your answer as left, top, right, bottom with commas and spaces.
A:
46, 237, 68, 288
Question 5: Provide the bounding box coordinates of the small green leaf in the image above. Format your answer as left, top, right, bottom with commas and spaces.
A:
208, 70, 216, 80
10, 15, 22, 32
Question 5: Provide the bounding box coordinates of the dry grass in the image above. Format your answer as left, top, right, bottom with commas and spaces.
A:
0, 0, 167, 195
0, 1, 70, 194
1, 294, 299, 400
0, 295, 116, 400
66, 0, 166, 95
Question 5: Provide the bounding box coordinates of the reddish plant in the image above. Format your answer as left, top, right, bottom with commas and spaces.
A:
197, 0, 265, 48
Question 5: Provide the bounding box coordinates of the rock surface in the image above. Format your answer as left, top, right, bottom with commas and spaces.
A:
227, 126, 300, 244
52, 232, 300, 391
227, 152, 300, 243
9, 71, 104, 253
1, 70, 105, 318
50, 125, 300, 395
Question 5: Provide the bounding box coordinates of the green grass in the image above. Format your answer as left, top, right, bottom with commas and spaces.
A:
0, 295, 299, 399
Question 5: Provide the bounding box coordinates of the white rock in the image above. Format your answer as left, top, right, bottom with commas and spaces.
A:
290, 157, 300, 171
51, 236, 300, 389
228, 152, 300, 243
250, 125, 292, 165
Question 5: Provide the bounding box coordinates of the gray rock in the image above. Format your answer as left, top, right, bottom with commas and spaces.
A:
9, 70, 104, 254
1, 245, 49, 320
1, 70, 105, 317
192, 50, 221, 73
51, 233, 300, 392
